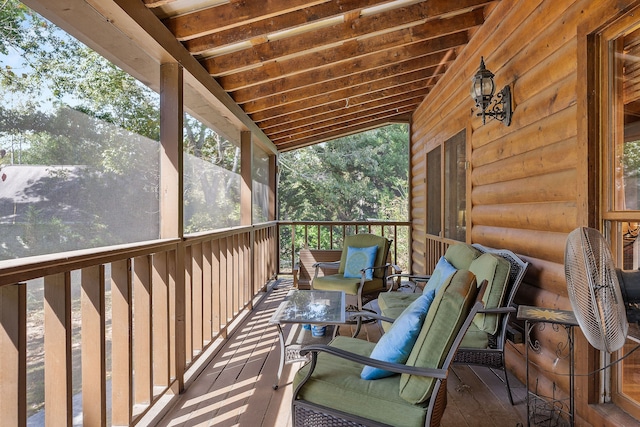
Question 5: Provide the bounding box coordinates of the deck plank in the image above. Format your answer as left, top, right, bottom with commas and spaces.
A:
157, 279, 528, 427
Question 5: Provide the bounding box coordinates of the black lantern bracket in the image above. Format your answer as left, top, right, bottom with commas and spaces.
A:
471, 57, 513, 126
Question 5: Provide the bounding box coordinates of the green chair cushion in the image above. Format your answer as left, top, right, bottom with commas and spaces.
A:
444, 243, 482, 270
459, 322, 490, 349
399, 269, 477, 404
378, 293, 421, 332
468, 253, 511, 335
293, 336, 429, 427
378, 292, 421, 311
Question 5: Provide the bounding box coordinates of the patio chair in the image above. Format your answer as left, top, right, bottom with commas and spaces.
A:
376, 243, 528, 405
292, 270, 486, 427
311, 233, 394, 311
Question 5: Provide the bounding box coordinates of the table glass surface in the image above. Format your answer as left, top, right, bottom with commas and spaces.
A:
270, 290, 346, 325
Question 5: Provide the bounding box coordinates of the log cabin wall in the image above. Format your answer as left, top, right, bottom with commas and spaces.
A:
409, 0, 640, 424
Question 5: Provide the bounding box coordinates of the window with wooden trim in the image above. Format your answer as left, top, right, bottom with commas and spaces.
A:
426, 130, 467, 241
598, 11, 640, 418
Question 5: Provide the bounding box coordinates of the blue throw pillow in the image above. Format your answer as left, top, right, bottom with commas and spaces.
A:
361, 289, 437, 380
424, 256, 457, 294
344, 245, 378, 280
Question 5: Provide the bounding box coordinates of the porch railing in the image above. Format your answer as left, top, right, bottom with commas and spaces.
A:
277, 221, 411, 274
0, 222, 277, 426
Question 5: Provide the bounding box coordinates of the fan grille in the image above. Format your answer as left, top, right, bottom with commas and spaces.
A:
565, 227, 628, 353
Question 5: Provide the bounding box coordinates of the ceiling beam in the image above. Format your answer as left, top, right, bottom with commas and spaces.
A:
201, 0, 489, 76
224, 10, 478, 95
183, 0, 397, 55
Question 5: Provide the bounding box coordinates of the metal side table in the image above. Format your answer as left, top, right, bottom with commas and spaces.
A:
517, 305, 579, 427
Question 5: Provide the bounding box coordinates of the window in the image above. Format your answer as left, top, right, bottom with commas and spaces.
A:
598, 11, 640, 418
426, 130, 467, 241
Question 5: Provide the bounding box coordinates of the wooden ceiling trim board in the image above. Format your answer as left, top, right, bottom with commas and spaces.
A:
236, 57, 448, 112
230, 34, 465, 104
266, 99, 421, 140
164, 0, 327, 40
224, 11, 477, 95
183, 0, 397, 55
249, 77, 436, 122
258, 89, 429, 131
200, 0, 486, 76
275, 115, 411, 151
270, 105, 415, 144
243, 65, 441, 116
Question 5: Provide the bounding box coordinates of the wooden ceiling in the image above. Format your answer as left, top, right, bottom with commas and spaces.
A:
144, 0, 498, 151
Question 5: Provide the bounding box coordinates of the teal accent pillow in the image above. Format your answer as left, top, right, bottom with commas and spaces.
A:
361, 289, 437, 380
344, 245, 378, 280
424, 256, 457, 294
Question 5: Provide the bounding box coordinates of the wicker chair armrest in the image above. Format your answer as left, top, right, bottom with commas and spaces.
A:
299, 344, 448, 379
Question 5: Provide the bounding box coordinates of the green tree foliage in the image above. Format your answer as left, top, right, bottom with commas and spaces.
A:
278, 124, 409, 221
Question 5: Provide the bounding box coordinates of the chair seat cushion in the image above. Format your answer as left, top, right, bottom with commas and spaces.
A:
313, 274, 384, 296
294, 336, 429, 427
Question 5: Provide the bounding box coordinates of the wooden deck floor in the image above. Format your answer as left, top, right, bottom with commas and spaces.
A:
155, 278, 528, 427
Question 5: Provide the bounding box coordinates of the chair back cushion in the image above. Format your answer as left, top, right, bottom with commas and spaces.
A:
444, 243, 481, 270
339, 234, 390, 279
399, 269, 477, 404
468, 253, 511, 335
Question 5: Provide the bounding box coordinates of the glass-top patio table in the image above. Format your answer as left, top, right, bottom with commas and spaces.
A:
269, 289, 345, 390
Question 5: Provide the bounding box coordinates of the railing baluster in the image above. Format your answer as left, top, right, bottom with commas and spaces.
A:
212, 240, 221, 335
81, 265, 106, 426
184, 245, 193, 365
111, 259, 132, 425
191, 244, 203, 354
152, 252, 169, 389
133, 255, 152, 411
44, 272, 72, 426
202, 241, 213, 342
0, 283, 26, 427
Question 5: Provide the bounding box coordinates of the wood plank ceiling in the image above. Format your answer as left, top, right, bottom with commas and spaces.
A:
144, 0, 499, 151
